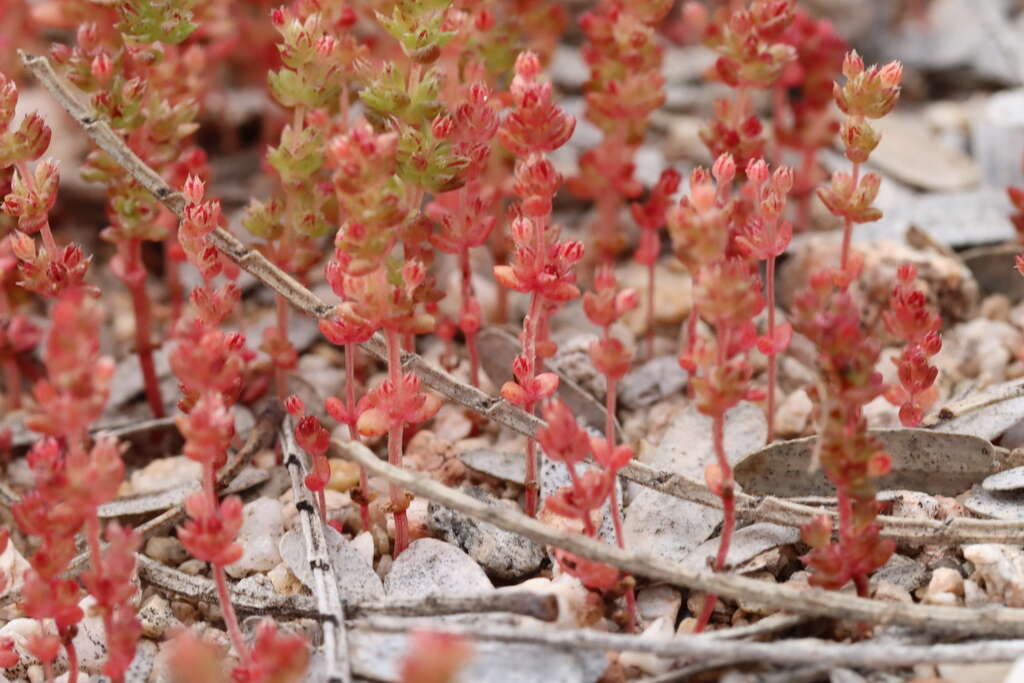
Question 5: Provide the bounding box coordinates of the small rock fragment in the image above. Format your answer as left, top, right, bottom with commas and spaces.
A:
145, 537, 188, 566
130, 456, 202, 494
774, 389, 813, 437
964, 544, 1024, 607
326, 459, 361, 493
384, 538, 493, 600
428, 486, 545, 581
873, 579, 912, 604
618, 356, 688, 410
636, 585, 682, 628
138, 595, 178, 639
226, 497, 285, 578
923, 567, 964, 606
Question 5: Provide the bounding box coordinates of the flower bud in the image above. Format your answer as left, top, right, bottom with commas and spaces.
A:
771, 166, 794, 195
842, 50, 864, 79
431, 114, 455, 140
514, 52, 541, 79
712, 154, 736, 186
90, 53, 113, 84
745, 158, 769, 186
285, 395, 305, 416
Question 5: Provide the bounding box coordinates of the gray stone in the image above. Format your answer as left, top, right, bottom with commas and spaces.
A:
984, 467, 1024, 492
429, 486, 545, 582
459, 449, 526, 485
623, 487, 717, 565
618, 356, 688, 410
384, 538, 493, 600
646, 402, 767, 481
279, 526, 385, 604
871, 554, 928, 593
682, 523, 799, 572
963, 486, 1024, 521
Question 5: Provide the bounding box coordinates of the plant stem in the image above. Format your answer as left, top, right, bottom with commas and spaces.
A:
836, 487, 869, 597
275, 293, 290, 400
386, 328, 410, 556
2, 357, 20, 410
165, 235, 183, 323
124, 239, 164, 418
213, 562, 250, 666
695, 333, 736, 633
765, 255, 777, 443
839, 162, 861, 275
645, 255, 656, 361
605, 376, 637, 631
459, 250, 480, 388
345, 342, 372, 531
522, 292, 543, 518
796, 147, 817, 232
64, 639, 78, 683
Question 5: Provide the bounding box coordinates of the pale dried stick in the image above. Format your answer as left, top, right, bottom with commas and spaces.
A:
282, 418, 350, 683
137, 555, 558, 621
360, 616, 1024, 668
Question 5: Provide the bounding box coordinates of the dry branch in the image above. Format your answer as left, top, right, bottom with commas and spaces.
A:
359, 616, 1024, 668
282, 418, 350, 683
137, 555, 558, 621
334, 438, 1024, 638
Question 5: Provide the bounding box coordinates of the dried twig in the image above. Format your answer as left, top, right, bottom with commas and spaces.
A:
138, 554, 558, 622
358, 617, 1024, 668
334, 438, 1024, 638
620, 461, 1024, 545
282, 417, 350, 683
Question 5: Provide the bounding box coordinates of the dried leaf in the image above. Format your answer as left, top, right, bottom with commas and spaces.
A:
962, 244, 1024, 303
477, 326, 614, 433
733, 429, 995, 497
925, 378, 1024, 440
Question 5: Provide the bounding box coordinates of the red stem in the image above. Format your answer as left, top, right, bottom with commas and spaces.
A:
459, 250, 480, 388
605, 375, 637, 631
346, 343, 372, 532
2, 357, 21, 411
386, 329, 410, 556
275, 294, 291, 400
64, 638, 78, 683
796, 148, 817, 232
124, 240, 164, 418
213, 563, 250, 665
522, 293, 543, 518
836, 486, 869, 597
14, 162, 58, 256
766, 255, 777, 443
165, 236, 183, 324
695, 332, 736, 633
839, 162, 861, 275
645, 255, 656, 361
